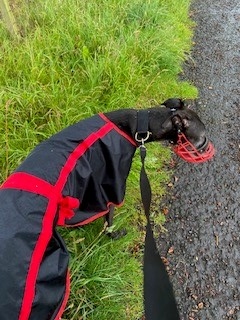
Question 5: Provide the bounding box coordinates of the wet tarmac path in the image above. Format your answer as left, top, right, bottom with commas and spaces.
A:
157, 1, 240, 319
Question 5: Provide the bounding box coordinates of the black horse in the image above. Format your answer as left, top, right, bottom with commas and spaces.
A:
0, 98, 214, 320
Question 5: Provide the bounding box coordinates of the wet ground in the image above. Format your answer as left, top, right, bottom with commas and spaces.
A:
157, 1, 240, 319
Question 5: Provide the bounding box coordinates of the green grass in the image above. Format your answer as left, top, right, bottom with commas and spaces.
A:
0, 0, 197, 319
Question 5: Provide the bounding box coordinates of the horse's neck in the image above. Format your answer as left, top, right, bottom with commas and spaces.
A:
104, 107, 171, 141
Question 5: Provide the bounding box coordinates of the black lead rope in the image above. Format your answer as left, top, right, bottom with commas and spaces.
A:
136, 110, 180, 320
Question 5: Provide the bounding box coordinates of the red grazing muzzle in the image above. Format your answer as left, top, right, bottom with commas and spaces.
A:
173, 133, 215, 163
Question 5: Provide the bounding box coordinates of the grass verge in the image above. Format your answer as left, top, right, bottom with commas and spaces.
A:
0, 0, 197, 319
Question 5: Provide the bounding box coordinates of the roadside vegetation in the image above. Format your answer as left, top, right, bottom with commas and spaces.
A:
0, 0, 197, 319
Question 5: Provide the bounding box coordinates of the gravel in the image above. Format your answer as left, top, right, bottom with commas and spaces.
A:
157, 1, 240, 319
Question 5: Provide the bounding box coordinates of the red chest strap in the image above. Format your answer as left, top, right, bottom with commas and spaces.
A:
0, 172, 79, 226
1, 172, 55, 197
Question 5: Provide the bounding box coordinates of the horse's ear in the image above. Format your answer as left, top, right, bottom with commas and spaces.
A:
162, 98, 185, 110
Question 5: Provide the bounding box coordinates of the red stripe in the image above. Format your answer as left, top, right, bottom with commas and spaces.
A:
1, 173, 59, 320
99, 113, 137, 146
19, 196, 58, 320
17, 122, 114, 319
1, 172, 55, 197
55, 122, 114, 190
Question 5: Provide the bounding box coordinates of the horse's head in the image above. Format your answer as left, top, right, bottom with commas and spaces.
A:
160, 98, 215, 163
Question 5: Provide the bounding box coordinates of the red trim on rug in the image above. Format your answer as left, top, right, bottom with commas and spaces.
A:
63, 201, 124, 227
1, 172, 54, 197
19, 196, 58, 320
54, 270, 71, 320
17, 122, 115, 320
55, 122, 114, 191
99, 113, 137, 146
1, 172, 59, 320
1, 119, 130, 319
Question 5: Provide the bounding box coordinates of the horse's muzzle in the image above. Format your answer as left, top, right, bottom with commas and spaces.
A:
173, 133, 215, 163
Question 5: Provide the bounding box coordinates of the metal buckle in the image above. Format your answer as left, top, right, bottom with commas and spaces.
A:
135, 131, 151, 145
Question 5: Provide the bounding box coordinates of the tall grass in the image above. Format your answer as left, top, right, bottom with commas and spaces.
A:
0, 0, 197, 319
